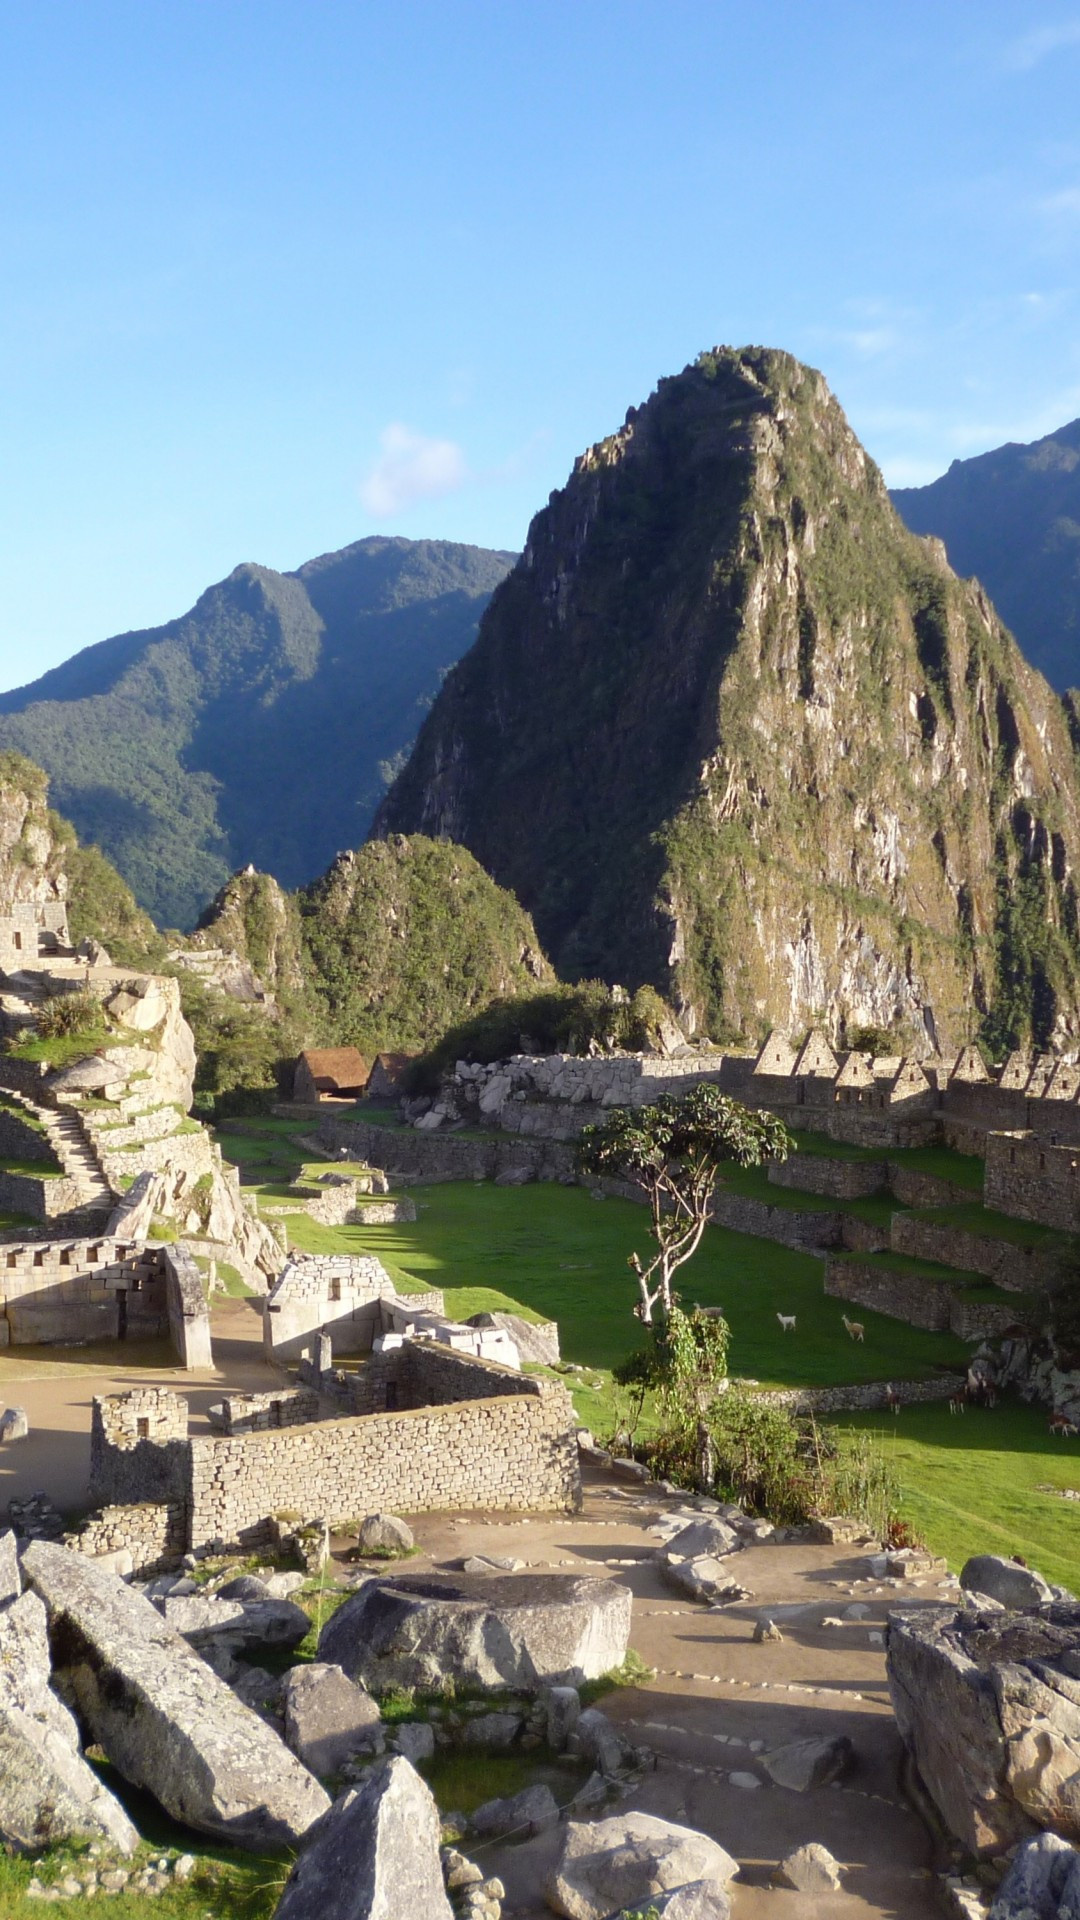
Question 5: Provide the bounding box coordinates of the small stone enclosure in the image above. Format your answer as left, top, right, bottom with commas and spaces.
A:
88, 1342, 581, 1559
0, 1235, 210, 1367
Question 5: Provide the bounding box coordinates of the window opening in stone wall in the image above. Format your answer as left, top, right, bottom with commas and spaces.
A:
329, 1277, 342, 1303
136, 1418, 149, 1440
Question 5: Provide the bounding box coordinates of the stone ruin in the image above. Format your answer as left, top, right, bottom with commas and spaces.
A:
82, 1332, 580, 1570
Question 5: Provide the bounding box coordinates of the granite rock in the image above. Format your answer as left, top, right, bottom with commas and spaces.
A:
547, 1813, 736, 1920
318, 1570, 631, 1693
272, 1755, 452, 1920
22, 1541, 329, 1851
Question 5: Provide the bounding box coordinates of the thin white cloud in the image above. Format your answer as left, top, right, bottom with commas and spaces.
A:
1040, 185, 1080, 216
1003, 19, 1080, 70
359, 423, 467, 518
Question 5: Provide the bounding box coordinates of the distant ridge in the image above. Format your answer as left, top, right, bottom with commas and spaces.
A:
0, 536, 515, 927
892, 419, 1080, 691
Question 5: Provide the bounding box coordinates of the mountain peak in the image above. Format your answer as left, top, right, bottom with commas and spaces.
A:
379, 349, 1080, 1052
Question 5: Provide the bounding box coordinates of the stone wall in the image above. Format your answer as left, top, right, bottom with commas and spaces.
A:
186, 1363, 580, 1548
208, 1388, 322, 1433
709, 1190, 841, 1251
824, 1256, 1026, 1339
984, 1131, 1080, 1232
752, 1375, 963, 1414
0, 1103, 58, 1164
824, 1255, 956, 1331
162, 1243, 213, 1369
89, 1388, 192, 1508
887, 1163, 975, 1208
70, 1501, 186, 1575
316, 1115, 579, 1186
0, 1165, 85, 1224
263, 1251, 445, 1363
0, 1235, 168, 1346
0, 1233, 209, 1365
90, 1352, 581, 1552
889, 1212, 1059, 1294
767, 1154, 887, 1199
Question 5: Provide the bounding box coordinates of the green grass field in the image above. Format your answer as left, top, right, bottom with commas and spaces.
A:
213, 1119, 1079, 1585
835, 1399, 1080, 1590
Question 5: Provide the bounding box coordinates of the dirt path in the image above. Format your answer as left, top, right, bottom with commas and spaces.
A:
0, 1300, 280, 1513
405, 1475, 949, 1919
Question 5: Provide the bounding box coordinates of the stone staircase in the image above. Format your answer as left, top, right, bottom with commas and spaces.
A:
1, 1086, 115, 1220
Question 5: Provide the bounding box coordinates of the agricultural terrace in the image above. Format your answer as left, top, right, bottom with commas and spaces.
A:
216, 1117, 1080, 1588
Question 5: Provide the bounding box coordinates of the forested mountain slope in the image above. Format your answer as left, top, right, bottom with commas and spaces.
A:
892, 419, 1080, 691
0, 537, 514, 927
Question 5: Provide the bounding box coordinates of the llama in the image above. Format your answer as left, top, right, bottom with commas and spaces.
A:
841, 1314, 865, 1343
776, 1313, 796, 1333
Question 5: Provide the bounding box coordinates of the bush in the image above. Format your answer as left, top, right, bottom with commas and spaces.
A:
34, 989, 103, 1040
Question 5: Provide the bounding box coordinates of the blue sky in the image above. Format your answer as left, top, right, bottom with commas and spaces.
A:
1, 2, 1079, 689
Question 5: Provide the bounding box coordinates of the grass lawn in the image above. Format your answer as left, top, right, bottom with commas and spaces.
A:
789, 1131, 985, 1191
910, 1201, 1069, 1249
339, 1181, 968, 1389
834, 1398, 1080, 1589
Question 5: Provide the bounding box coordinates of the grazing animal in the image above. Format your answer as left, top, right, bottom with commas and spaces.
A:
1049, 1412, 1079, 1437
776, 1313, 796, 1333
841, 1315, 865, 1343
948, 1391, 966, 1416
885, 1385, 901, 1417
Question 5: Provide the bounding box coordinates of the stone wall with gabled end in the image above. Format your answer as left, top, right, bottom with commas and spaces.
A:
984, 1130, 1080, 1232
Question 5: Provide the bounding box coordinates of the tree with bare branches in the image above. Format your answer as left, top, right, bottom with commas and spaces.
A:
578, 1082, 792, 1324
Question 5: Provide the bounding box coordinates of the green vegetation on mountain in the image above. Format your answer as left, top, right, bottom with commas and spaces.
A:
0, 537, 514, 927
410, 979, 680, 1091
379, 347, 1080, 1051
892, 418, 1080, 692
296, 834, 550, 1057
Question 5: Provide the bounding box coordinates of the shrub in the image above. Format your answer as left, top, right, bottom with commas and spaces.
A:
34, 989, 103, 1040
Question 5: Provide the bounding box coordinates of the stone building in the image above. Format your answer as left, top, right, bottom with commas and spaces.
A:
0, 1237, 210, 1366
263, 1251, 445, 1363
86, 1343, 581, 1563
292, 1048, 370, 1104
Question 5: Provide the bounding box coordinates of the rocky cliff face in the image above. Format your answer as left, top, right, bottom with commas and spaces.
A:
0, 752, 71, 919
378, 349, 1080, 1052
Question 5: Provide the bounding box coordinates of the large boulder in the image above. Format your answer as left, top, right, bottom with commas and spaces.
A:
989, 1832, 1080, 1917
888, 1602, 1080, 1855
762, 1733, 854, 1791
22, 1541, 330, 1851
961, 1555, 1054, 1610
356, 1514, 415, 1557
661, 1519, 740, 1560
318, 1571, 631, 1692
0, 1588, 138, 1854
272, 1755, 452, 1920
547, 1813, 736, 1920
281, 1664, 384, 1775
468, 1310, 561, 1367
158, 1590, 311, 1653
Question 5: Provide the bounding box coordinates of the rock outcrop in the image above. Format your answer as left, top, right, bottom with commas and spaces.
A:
888, 1601, 1080, 1854
0, 1583, 139, 1854
281, 1663, 383, 1775
379, 347, 1080, 1051
546, 1813, 737, 1920
22, 1541, 330, 1850
318, 1569, 632, 1693
272, 1755, 453, 1920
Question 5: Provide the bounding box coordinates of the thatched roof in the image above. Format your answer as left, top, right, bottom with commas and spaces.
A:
297, 1048, 370, 1091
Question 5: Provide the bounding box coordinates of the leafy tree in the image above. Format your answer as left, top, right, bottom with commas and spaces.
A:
578, 1084, 791, 1323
